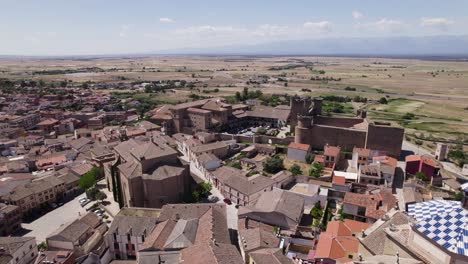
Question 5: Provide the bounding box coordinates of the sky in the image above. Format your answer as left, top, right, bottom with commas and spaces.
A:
1, 0, 468, 55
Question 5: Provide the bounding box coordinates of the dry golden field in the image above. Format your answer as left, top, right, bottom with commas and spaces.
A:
1, 55, 467, 144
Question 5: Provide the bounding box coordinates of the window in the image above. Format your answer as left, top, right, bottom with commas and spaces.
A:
113, 233, 117, 240
141, 235, 145, 242
114, 242, 119, 250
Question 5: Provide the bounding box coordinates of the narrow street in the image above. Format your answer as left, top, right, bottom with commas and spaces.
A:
189, 160, 238, 230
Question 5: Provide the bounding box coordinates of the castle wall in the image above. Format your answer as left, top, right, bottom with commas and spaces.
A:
365, 124, 404, 158
296, 125, 367, 151
314, 116, 364, 128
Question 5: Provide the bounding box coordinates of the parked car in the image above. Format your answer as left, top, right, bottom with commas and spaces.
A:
50, 203, 58, 209
223, 198, 232, 205
80, 198, 91, 207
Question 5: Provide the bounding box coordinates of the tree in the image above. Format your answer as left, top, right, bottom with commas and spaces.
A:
242, 87, 248, 99
264, 155, 284, 174
378, 97, 388, 104
309, 162, 323, 178
305, 153, 315, 164
256, 127, 267, 135
191, 190, 200, 202
289, 164, 302, 176
79, 167, 99, 190
95, 191, 107, 202
402, 113, 415, 120
235, 91, 242, 101
199, 182, 212, 197
230, 162, 242, 170
415, 172, 427, 181
310, 202, 323, 218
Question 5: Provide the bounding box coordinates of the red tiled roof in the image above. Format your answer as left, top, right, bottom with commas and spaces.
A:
332, 175, 346, 186
373, 155, 397, 167
353, 147, 370, 157
324, 145, 340, 157
343, 219, 370, 233
37, 118, 59, 126
405, 154, 421, 162
288, 142, 310, 151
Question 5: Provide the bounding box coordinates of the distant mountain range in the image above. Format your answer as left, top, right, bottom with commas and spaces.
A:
156, 35, 468, 59
2, 35, 468, 59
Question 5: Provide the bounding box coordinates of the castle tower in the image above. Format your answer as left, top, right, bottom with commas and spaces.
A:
289, 95, 312, 133
295, 115, 313, 144
312, 97, 323, 116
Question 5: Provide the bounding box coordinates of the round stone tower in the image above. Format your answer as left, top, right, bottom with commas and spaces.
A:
295, 115, 313, 144
289, 96, 312, 132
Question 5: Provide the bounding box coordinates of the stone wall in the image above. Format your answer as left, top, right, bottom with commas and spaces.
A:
297, 125, 367, 151
365, 124, 404, 157
216, 133, 294, 146
314, 116, 365, 128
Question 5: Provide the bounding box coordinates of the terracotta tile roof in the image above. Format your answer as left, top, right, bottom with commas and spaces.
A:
314, 155, 326, 163
288, 142, 310, 152
343, 192, 375, 208
405, 154, 421, 162
332, 176, 346, 186
324, 145, 340, 157
187, 107, 211, 114
326, 221, 352, 237
353, 147, 370, 157
37, 118, 59, 126
343, 219, 370, 233
421, 155, 438, 167
373, 155, 397, 167
314, 231, 359, 260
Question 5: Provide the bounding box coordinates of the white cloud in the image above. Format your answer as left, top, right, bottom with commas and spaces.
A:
175, 25, 247, 35
420, 17, 454, 30
119, 25, 131, 37
159, 17, 175, 23
374, 18, 404, 32
252, 24, 289, 37
303, 21, 332, 32
352, 11, 363, 19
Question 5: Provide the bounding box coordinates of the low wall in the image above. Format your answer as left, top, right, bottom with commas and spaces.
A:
216, 133, 294, 146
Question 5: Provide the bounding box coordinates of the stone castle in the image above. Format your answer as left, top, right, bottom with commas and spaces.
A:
290, 96, 404, 157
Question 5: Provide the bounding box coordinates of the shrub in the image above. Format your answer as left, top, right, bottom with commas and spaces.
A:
378, 97, 388, 104
264, 155, 285, 174
289, 164, 302, 176
309, 162, 323, 178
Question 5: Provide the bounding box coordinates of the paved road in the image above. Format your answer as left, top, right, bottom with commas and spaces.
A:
189, 161, 238, 230
22, 193, 88, 243
401, 140, 432, 157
